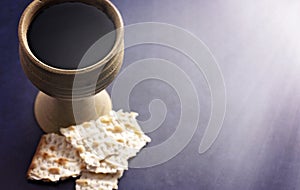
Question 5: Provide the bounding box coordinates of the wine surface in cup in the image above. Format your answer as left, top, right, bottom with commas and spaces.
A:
27, 2, 116, 69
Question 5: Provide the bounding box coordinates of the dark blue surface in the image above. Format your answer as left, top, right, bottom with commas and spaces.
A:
2, 0, 300, 190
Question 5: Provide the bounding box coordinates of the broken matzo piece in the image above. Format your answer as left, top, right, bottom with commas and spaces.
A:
27, 133, 85, 182
60, 110, 151, 173
76, 170, 124, 190
109, 110, 151, 150
60, 119, 127, 173
102, 110, 151, 167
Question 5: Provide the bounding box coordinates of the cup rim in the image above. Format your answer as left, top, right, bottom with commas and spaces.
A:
18, 0, 124, 75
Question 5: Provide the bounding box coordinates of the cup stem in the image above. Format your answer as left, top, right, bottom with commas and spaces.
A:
34, 90, 112, 133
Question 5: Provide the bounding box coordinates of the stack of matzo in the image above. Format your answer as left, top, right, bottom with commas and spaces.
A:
27, 110, 151, 190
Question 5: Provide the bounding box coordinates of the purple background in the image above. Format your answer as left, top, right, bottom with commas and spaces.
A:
1, 0, 300, 189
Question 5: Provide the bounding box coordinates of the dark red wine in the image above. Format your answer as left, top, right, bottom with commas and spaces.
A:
27, 2, 115, 69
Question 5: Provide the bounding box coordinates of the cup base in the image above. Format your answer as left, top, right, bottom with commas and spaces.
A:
34, 90, 112, 133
